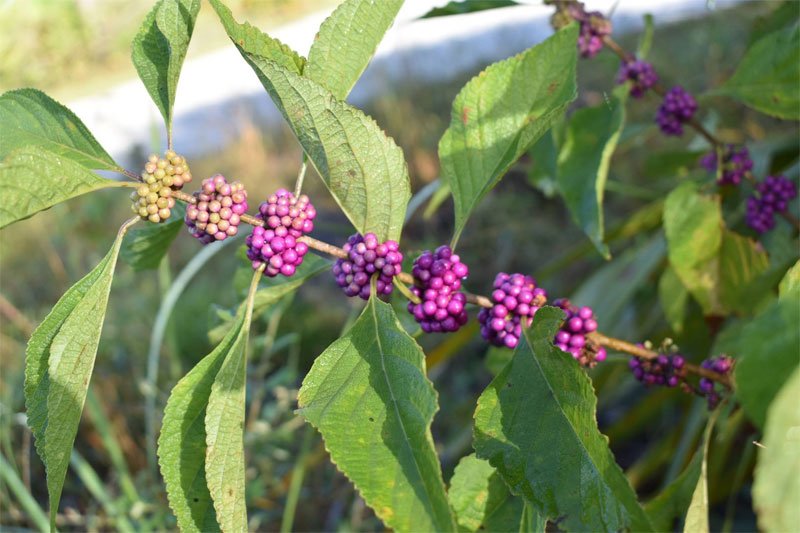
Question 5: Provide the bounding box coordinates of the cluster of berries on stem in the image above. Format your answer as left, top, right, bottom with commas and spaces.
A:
701, 145, 753, 186
553, 299, 606, 367
616, 59, 658, 98
745, 176, 797, 234
246, 189, 315, 277
332, 233, 403, 300
478, 273, 547, 349
185, 174, 247, 243
629, 353, 687, 388
407, 246, 470, 333
656, 86, 698, 136
697, 355, 733, 409
130, 151, 191, 223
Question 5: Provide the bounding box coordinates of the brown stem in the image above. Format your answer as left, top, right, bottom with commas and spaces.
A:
602, 35, 721, 148
588, 332, 732, 387
167, 190, 732, 386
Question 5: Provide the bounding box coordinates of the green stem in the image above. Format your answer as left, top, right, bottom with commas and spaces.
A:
0, 451, 49, 532
293, 155, 308, 198
280, 425, 315, 533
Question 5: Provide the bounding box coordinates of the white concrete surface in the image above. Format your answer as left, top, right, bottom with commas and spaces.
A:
65, 0, 744, 171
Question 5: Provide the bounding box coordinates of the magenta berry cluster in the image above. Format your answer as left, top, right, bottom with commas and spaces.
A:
553, 299, 606, 367
616, 59, 658, 98
407, 246, 469, 333
629, 353, 686, 388
185, 174, 247, 244
700, 145, 753, 186
569, 4, 612, 58
246, 189, 316, 276
746, 175, 797, 234
698, 355, 733, 409
478, 273, 547, 349
332, 233, 403, 300
656, 86, 697, 136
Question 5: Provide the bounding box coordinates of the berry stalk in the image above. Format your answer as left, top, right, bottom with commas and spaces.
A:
167, 186, 732, 386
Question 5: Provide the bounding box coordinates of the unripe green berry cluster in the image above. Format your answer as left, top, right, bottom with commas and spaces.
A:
130, 151, 193, 223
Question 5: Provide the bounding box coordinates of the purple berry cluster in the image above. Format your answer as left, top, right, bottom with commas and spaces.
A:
746, 175, 798, 234
698, 355, 733, 409
246, 189, 316, 276
185, 174, 247, 244
616, 59, 658, 98
478, 273, 547, 349
656, 86, 697, 136
574, 7, 612, 58
408, 246, 469, 333
553, 299, 607, 367
629, 353, 687, 388
700, 146, 753, 186
332, 233, 403, 300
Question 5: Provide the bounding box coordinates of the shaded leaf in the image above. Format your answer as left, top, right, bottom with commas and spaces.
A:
204, 269, 263, 531
0, 89, 119, 171
683, 410, 721, 533
421, 0, 519, 19
778, 260, 800, 298
659, 266, 689, 334
24, 218, 137, 527
753, 367, 800, 532
131, 0, 201, 139
637, 14, 655, 58
440, 25, 578, 245
718, 230, 769, 313
121, 203, 186, 270
448, 454, 530, 532
473, 306, 653, 531
732, 292, 799, 428
526, 131, 558, 198
645, 436, 703, 530
663, 183, 723, 315
298, 297, 455, 532
306, 0, 403, 100
557, 92, 626, 258
716, 26, 800, 120
211, 2, 410, 241
0, 146, 126, 230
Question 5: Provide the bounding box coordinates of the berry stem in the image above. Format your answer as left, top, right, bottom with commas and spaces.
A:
587, 331, 732, 387
167, 190, 732, 386
294, 156, 308, 198
121, 168, 143, 182
392, 277, 422, 304
602, 35, 720, 148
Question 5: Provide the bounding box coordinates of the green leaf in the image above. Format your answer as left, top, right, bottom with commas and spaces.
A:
306, 0, 403, 100
211, 3, 410, 241
659, 266, 689, 334
778, 260, 800, 298
208, 0, 306, 75
645, 434, 705, 530
0, 146, 126, 229
440, 25, 578, 245
121, 203, 185, 270
718, 230, 769, 313
204, 269, 262, 532
525, 131, 558, 198
637, 14, 655, 58
683, 410, 721, 533
473, 306, 653, 532
663, 182, 723, 315
448, 454, 531, 532
557, 92, 626, 258
753, 367, 800, 532
0, 89, 119, 171
158, 317, 247, 533
420, 0, 520, 19
131, 0, 201, 140
298, 297, 455, 532
715, 26, 800, 120
24, 218, 137, 527
732, 293, 799, 428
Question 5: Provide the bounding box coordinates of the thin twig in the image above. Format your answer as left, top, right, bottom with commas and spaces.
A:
293, 156, 308, 198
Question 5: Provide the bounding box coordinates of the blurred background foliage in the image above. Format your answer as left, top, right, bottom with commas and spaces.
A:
1, 0, 798, 531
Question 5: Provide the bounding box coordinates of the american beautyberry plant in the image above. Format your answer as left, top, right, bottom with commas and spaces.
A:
1, 0, 798, 531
